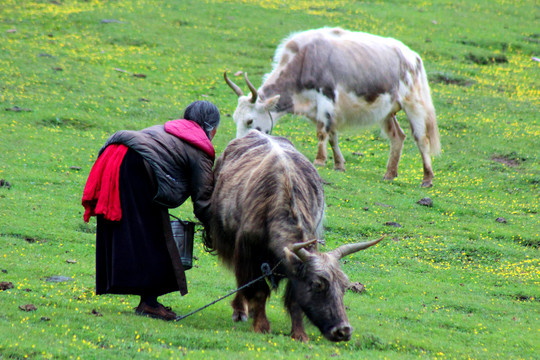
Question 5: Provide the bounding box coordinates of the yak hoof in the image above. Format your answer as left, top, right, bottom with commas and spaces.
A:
333, 165, 346, 172
232, 311, 248, 322
253, 320, 271, 334
421, 180, 433, 188
383, 172, 397, 181
313, 159, 326, 167
291, 331, 309, 343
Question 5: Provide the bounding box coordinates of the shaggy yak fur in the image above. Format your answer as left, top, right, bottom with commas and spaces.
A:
208, 130, 383, 342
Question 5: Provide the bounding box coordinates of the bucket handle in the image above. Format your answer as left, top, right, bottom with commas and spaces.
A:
169, 213, 200, 226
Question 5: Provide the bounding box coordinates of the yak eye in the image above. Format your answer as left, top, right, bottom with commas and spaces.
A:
311, 279, 327, 292
246, 119, 253, 127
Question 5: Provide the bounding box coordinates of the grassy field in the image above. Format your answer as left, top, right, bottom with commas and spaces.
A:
0, 0, 538, 359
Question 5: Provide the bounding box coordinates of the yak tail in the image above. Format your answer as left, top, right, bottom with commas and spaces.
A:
202, 227, 216, 253
417, 61, 441, 156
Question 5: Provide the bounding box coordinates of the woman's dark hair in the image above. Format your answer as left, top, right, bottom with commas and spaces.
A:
183, 100, 220, 139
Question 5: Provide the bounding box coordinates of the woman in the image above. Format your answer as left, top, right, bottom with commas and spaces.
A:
82, 100, 220, 321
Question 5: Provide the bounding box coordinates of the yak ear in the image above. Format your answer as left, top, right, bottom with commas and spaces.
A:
283, 247, 303, 275
263, 95, 280, 111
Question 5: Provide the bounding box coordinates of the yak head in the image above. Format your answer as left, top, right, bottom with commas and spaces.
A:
282, 237, 384, 342
224, 71, 280, 138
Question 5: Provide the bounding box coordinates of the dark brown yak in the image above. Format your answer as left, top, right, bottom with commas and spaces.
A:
208, 130, 383, 342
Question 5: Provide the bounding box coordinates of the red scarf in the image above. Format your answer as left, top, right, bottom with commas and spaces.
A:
82, 144, 128, 222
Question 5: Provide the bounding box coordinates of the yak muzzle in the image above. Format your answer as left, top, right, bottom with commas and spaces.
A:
327, 323, 353, 342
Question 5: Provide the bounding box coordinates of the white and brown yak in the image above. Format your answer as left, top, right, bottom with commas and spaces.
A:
224, 27, 440, 187
208, 130, 383, 342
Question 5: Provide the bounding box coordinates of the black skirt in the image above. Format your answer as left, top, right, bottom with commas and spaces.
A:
95, 148, 181, 296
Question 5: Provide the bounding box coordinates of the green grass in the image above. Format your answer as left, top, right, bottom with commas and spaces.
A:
0, 0, 538, 359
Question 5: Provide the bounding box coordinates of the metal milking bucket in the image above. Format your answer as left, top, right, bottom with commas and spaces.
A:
169, 214, 195, 270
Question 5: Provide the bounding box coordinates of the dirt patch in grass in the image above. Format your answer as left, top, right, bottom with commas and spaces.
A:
0, 233, 48, 243
511, 235, 539, 248
495, 292, 540, 303
38, 117, 95, 130
429, 71, 475, 86
466, 52, 508, 65
491, 153, 524, 167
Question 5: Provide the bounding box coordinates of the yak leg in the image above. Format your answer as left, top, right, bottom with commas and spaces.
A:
288, 300, 308, 342
285, 282, 308, 341
231, 291, 248, 322
382, 114, 406, 181
402, 99, 436, 187
328, 126, 345, 171
249, 288, 271, 334
314, 121, 328, 167
417, 137, 434, 187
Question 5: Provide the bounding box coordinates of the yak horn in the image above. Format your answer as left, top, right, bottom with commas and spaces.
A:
330, 236, 386, 260
244, 73, 258, 103
290, 239, 317, 262
224, 71, 244, 97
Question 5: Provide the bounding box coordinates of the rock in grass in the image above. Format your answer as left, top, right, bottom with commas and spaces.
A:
375, 202, 394, 208
45, 276, 73, 283
0, 281, 14, 290
19, 304, 37, 312
5, 106, 32, 112
384, 221, 402, 228
417, 197, 433, 207
496, 217, 507, 223
0, 179, 12, 189
100, 19, 125, 24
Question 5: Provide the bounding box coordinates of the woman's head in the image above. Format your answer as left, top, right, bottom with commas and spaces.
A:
183, 101, 220, 139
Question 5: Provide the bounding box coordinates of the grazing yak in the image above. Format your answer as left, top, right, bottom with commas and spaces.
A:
224, 27, 441, 187
208, 130, 383, 342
